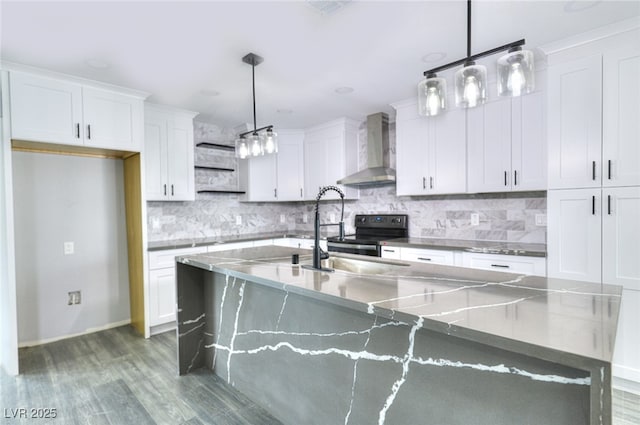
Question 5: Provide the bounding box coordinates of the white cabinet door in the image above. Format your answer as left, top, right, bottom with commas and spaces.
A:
467, 97, 512, 193
401, 247, 455, 266
148, 268, 177, 327
395, 105, 428, 196
512, 91, 546, 191
166, 116, 195, 201
144, 116, 169, 201
603, 46, 640, 188
547, 55, 602, 189
602, 186, 640, 291
82, 87, 143, 151
429, 108, 467, 194
244, 154, 277, 201
547, 189, 602, 283
613, 289, 640, 384
304, 119, 359, 201
461, 252, 546, 276
276, 131, 305, 201
9, 72, 83, 146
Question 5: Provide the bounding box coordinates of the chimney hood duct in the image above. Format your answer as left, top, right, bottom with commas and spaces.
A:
337, 112, 396, 186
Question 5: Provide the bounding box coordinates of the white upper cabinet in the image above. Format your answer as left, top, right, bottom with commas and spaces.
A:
394, 99, 466, 196
9, 71, 144, 151
468, 83, 546, 193
548, 55, 603, 189
547, 46, 640, 190
303, 118, 359, 200
602, 46, 640, 187
144, 104, 197, 201
240, 130, 304, 202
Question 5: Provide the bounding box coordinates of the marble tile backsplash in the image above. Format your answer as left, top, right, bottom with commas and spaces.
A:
147, 120, 546, 244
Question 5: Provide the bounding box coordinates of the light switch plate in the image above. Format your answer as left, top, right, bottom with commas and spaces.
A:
535, 214, 547, 226
280, 214, 286, 224
470, 213, 480, 226
235, 215, 242, 225
64, 241, 74, 255
303, 214, 308, 224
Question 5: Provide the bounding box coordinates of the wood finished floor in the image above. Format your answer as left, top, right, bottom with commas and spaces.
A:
1, 325, 638, 425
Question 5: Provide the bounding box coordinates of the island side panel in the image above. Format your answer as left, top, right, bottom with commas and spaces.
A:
176, 262, 207, 375
198, 271, 600, 425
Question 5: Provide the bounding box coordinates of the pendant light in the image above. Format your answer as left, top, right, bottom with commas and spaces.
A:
420, 0, 534, 115
235, 53, 278, 158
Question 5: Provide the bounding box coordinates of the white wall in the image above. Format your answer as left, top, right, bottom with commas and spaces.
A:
12, 151, 131, 345
0, 71, 19, 375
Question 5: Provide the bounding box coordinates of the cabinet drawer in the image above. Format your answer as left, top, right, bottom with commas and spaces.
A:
148, 246, 207, 269
401, 247, 455, 266
462, 252, 546, 276
380, 246, 401, 259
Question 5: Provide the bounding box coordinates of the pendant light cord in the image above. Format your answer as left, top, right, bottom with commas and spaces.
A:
466, 0, 471, 59
252, 60, 257, 133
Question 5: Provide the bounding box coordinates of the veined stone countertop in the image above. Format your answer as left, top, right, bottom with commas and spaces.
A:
148, 232, 317, 251
381, 237, 546, 257
177, 246, 620, 366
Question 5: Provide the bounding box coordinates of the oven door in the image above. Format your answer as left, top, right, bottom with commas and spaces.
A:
327, 241, 380, 257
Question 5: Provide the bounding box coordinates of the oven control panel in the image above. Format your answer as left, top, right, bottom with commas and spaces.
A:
354, 214, 408, 229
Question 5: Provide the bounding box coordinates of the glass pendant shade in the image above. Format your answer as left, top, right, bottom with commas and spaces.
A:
455, 62, 487, 108
249, 133, 263, 157
497, 48, 535, 97
418, 76, 447, 116
235, 137, 249, 159
261, 129, 278, 154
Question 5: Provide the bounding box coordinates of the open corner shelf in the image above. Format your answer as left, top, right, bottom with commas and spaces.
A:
196, 142, 236, 151
197, 190, 246, 194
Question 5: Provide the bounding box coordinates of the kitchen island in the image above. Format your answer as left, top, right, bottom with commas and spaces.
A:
176, 246, 621, 425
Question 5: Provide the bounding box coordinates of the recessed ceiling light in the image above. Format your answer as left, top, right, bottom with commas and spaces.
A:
277, 109, 293, 114
334, 86, 354, 94
421, 52, 447, 63
199, 89, 220, 97
84, 58, 110, 70
563, 0, 601, 13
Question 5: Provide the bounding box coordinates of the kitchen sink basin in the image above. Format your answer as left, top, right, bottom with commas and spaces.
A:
320, 256, 410, 274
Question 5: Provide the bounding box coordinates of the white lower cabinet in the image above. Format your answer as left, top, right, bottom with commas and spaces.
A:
380, 246, 401, 260
462, 252, 546, 276
147, 246, 207, 330
401, 247, 455, 266
614, 289, 640, 384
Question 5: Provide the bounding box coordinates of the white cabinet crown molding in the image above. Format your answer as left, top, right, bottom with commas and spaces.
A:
1, 61, 149, 100
145, 102, 198, 120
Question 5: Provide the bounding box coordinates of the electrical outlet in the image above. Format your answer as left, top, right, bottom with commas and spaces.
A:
151, 217, 161, 230
68, 290, 81, 305
235, 215, 242, 225
329, 213, 336, 222
64, 241, 75, 255
302, 214, 308, 224
280, 214, 286, 224
535, 214, 547, 226
470, 213, 480, 226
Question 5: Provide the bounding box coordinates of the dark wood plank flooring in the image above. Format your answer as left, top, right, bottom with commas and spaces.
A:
1, 325, 638, 424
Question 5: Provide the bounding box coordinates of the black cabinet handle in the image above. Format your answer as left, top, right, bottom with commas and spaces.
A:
274, 188, 277, 198
163, 184, 167, 196
87, 124, 91, 140
171, 184, 174, 196
608, 160, 612, 180
383, 249, 396, 253
491, 264, 510, 268
514, 170, 518, 186
592, 161, 596, 180
504, 171, 508, 186
423, 177, 426, 189
592, 195, 596, 215
75, 123, 80, 139
608, 195, 611, 215
300, 188, 303, 198
418, 257, 432, 261
430, 177, 433, 189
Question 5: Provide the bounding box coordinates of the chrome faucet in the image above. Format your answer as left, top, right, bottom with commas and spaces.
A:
303, 185, 345, 272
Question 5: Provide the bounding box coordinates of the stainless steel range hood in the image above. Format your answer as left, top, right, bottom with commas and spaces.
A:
337, 112, 396, 186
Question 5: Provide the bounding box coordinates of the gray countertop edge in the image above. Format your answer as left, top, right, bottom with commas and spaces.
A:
381, 238, 547, 257
148, 232, 317, 251
177, 252, 610, 372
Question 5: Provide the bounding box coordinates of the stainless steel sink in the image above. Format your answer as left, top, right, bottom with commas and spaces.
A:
320, 256, 410, 274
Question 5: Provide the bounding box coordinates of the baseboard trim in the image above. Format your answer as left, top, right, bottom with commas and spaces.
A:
18, 319, 132, 348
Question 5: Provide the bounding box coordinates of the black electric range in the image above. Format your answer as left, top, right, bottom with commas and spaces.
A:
327, 214, 408, 257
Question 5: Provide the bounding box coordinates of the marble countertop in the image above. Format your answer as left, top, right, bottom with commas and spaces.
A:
177, 246, 621, 366
148, 232, 317, 251
381, 237, 546, 257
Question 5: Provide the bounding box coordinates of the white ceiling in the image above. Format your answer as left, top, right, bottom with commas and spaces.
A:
1, 1, 639, 129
